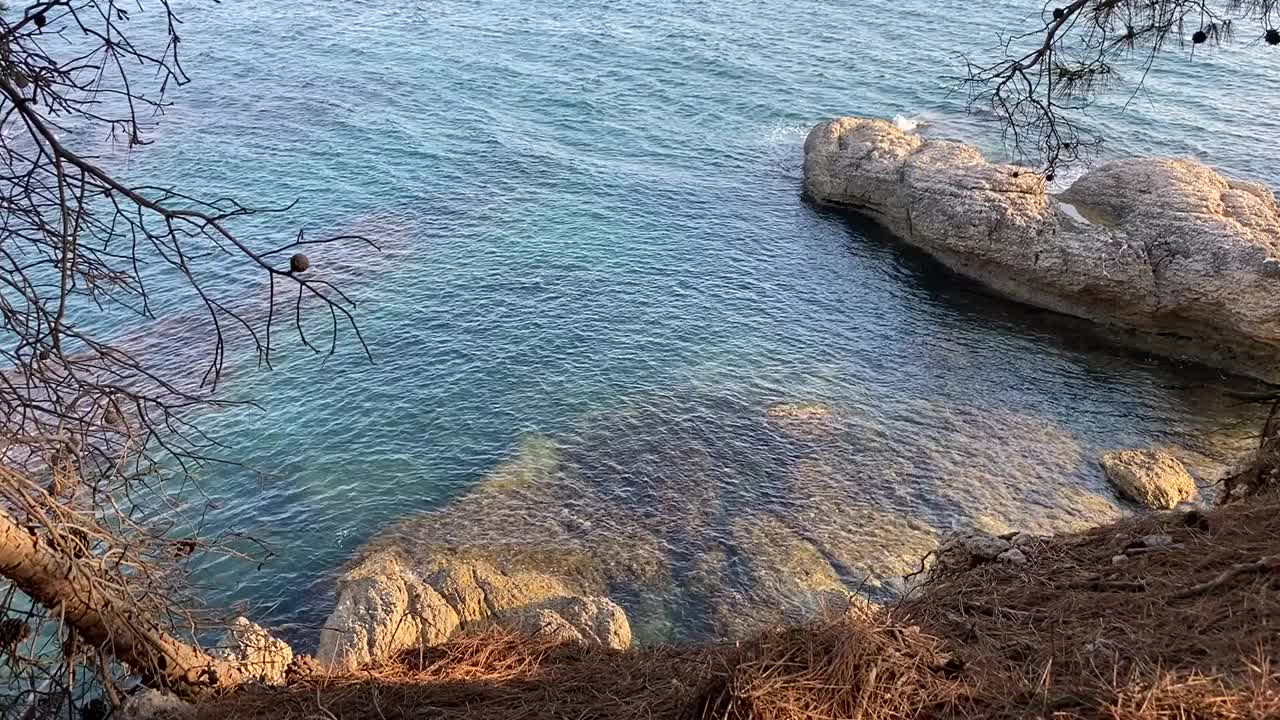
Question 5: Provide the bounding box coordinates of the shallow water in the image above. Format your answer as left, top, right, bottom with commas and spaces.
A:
79, 1, 1280, 643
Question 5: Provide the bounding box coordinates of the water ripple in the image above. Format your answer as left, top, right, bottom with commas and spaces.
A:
90, 0, 1280, 644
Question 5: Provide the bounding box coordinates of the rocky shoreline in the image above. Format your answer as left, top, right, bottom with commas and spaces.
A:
306, 416, 1212, 673
298, 117, 1276, 672
123, 118, 1277, 715
126, 438, 1242, 718
803, 117, 1280, 382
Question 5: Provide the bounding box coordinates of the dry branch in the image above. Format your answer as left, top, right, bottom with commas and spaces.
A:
1173, 553, 1280, 598
0, 0, 370, 713
963, 0, 1280, 170
0, 506, 246, 697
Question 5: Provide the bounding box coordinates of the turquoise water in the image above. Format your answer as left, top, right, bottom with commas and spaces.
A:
90, 2, 1279, 642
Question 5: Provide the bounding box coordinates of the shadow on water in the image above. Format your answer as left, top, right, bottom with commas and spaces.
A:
828, 206, 1263, 395
823, 206, 1268, 456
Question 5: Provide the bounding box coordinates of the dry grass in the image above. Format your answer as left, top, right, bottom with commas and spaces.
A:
899, 494, 1280, 719
193, 630, 722, 719
196, 495, 1280, 720
687, 608, 965, 720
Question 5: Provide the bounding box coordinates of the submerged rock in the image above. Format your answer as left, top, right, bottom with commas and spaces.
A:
320, 387, 1134, 654
1100, 449, 1201, 510
704, 516, 854, 638
803, 117, 1280, 381
764, 402, 837, 440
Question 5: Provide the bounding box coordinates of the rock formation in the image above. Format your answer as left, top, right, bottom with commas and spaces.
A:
804, 117, 1280, 381
1099, 449, 1201, 509
317, 548, 632, 672
213, 617, 293, 687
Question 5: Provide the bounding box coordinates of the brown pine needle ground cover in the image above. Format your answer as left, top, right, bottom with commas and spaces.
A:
197, 495, 1280, 720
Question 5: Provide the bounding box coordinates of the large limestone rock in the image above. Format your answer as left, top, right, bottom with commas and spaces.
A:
804, 117, 1280, 381
317, 552, 460, 672
213, 617, 293, 686
318, 548, 632, 671
1100, 449, 1201, 509
497, 596, 631, 648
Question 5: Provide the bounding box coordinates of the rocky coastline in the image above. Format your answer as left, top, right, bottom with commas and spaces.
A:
299, 118, 1271, 674
123, 118, 1278, 717
803, 117, 1280, 382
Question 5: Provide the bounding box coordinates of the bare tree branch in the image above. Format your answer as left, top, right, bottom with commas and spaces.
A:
962, 0, 1279, 173
0, 1, 372, 712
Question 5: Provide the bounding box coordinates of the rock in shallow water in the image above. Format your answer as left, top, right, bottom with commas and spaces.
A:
803, 117, 1280, 381
1099, 449, 1201, 510
499, 596, 632, 648
317, 549, 631, 671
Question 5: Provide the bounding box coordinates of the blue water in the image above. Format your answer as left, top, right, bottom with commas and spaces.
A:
82, 1, 1280, 642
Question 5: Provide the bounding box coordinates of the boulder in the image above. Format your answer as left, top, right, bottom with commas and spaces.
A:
317, 552, 460, 672
495, 596, 631, 649
1100, 449, 1201, 509
541, 596, 632, 648
213, 617, 293, 686
934, 532, 1013, 571
804, 117, 1280, 381
118, 690, 190, 720
996, 547, 1028, 565
318, 548, 632, 671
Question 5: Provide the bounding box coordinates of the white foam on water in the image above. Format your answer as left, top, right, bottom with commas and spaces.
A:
764, 122, 812, 146
893, 113, 928, 133
1046, 162, 1089, 193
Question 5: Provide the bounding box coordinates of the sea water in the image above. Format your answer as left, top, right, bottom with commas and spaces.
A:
79, 0, 1280, 643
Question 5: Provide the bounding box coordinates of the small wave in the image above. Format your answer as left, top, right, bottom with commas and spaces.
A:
893, 114, 928, 133
1047, 162, 1090, 193
764, 123, 813, 145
